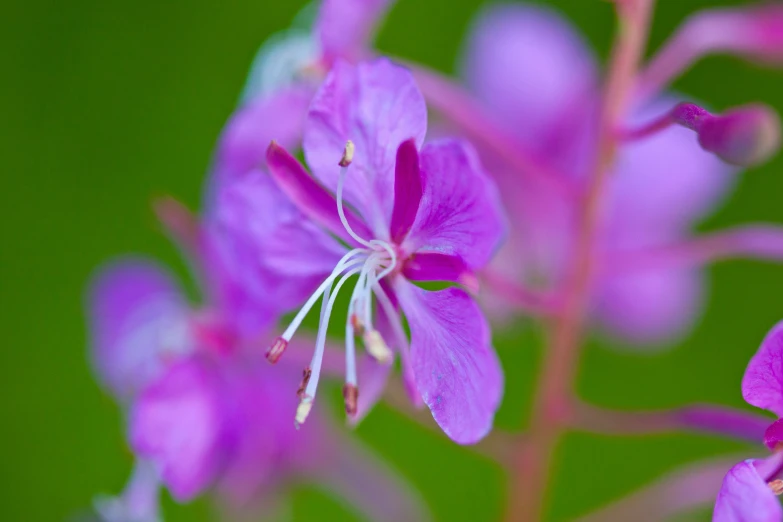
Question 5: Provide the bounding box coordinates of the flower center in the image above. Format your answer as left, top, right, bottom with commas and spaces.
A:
266, 141, 403, 427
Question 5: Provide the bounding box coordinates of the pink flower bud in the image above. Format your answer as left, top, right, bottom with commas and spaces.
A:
672, 103, 781, 167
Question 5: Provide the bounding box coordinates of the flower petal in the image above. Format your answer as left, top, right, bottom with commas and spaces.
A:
207, 86, 312, 204
203, 170, 346, 335
315, 0, 392, 63
266, 141, 372, 245
593, 267, 705, 347
304, 58, 427, 234
87, 259, 192, 401
460, 3, 597, 149
351, 355, 392, 426
395, 280, 503, 444
389, 139, 422, 244
404, 139, 506, 270
743, 320, 783, 417
764, 418, 783, 450
130, 357, 228, 501
713, 460, 782, 522
402, 252, 478, 293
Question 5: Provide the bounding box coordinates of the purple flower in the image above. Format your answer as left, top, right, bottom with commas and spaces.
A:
458, 3, 735, 346
712, 321, 783, 521
248, 58, 505, 444
88, 257, 427, 521
209, 0, 393, 200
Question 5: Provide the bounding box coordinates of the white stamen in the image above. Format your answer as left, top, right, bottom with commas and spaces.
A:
364, 329, 393, 364
296, 265, 362, 427
280, 248, 367, 341
345, 299, 358, 386
372, 281, 412, 367
295, 399, 313, 428
280, 141, 410, 426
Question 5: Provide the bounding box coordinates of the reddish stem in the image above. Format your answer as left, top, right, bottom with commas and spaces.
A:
505, 2, 656, 520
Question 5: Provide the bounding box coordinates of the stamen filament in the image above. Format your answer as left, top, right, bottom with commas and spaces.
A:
297, 265, 363, 427
280, 248, 367, 341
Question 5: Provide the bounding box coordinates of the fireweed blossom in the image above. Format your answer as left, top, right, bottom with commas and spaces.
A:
411, 2, 782, 347
87, 256, 426, 521
713, 321, 783, 521
241, 58, 506, 444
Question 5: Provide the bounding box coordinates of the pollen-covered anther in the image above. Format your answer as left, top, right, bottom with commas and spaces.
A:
266, 336, 288, 364
364, 329, 393, 364
297, 367, 312, 398
350, 313, 366, 336
768, 479, 783, 495
338, 140, 355, 167
343, 383, 359, 416
295, 398, 313, 429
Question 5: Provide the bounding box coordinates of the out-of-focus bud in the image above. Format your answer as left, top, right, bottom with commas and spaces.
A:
672, 102, 781, 167
638, 5, 783, 101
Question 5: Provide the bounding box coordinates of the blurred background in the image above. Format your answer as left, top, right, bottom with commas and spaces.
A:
2, 0, 782, 520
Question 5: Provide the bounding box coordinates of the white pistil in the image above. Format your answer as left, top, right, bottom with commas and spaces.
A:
337, 141, 373, 248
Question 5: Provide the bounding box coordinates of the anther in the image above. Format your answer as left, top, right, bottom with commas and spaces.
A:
350, 313, 366, 336
343, 383, 359, 416
364, 329, 393, 364
266, 336, 288, 363
295, 398, 313, 429
769, 479, 783, 495
297, 367, 312, 398
339, 140, 355, 167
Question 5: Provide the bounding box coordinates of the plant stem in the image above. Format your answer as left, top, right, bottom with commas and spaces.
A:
505, 2, 655, 520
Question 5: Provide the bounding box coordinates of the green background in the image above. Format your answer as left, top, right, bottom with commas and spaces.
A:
2, 0, 782, 520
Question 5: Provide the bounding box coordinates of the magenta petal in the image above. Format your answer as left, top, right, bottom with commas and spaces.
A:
743, 321, 783, 417
764, 418, 783, 450
461, 3, 597, 147
266, 141, 372, 246
304, 58, 427, 233
713, 460, 782, 522
130, 357, 228, 501
395, 280, 503, 444
389, 139, 422, 244
402, 252, 478, 293
208, 86, 312, 202
351, 355, 392, 426
88, 259, 191, 401
203, 170, 345, 335
404, 139, 506, 270
315, 0, 392, 63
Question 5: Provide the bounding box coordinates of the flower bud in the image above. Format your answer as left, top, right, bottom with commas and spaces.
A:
672, 103, 781, 167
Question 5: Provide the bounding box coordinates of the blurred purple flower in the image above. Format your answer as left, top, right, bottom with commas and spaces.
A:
458, 2, 736, 346
87, 256, 426, 521
208, 0, 393, 202
712, 321, 783, 521
248, 58, 505, 444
